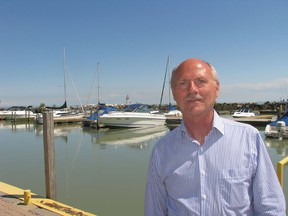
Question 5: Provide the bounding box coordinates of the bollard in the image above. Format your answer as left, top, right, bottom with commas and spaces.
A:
24, 190, 32, 205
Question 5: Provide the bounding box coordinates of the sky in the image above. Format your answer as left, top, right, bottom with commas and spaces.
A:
1, 0, 288, 108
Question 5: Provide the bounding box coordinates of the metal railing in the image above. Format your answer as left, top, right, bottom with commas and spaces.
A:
277, 156, 288, 188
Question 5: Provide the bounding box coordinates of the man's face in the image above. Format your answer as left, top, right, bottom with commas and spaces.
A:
171, 59, 219, 118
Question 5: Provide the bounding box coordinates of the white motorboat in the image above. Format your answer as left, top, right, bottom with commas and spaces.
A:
232, 108, 256, 118
164, 109, 182, 128
99, 104, 166, 128
36, 109, 85, 124
0, 106, 36, 120
265, 111, 288, 139
164, 109, 182, 117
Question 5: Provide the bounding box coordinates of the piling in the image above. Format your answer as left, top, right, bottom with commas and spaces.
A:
43, 112, 56, 200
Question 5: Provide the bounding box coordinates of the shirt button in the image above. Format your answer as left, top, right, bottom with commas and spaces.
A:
201, 170, 206, 176
202, 194, 207, 200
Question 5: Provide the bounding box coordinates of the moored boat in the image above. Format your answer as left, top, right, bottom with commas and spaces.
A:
265, 111, 288, 139
36, 109, 85, 124
99, 104, 166, 128
0, 106, 36, 120
164, 105, 182, 128
82, 105, 117, 128
232, 107, 257, 118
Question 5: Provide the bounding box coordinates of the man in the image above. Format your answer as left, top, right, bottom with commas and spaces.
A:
145, 58, 286, 215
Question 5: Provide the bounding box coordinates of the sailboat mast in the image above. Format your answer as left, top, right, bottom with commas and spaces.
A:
97, 63, 100, 105
168, 56, 171, 106
159, 56, 170, 108
63, 47, 67, 103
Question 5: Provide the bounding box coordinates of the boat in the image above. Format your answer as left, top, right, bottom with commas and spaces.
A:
0, 106, 36, 121
264, 111, 288, 139
159, 56, 182, 127
98, 104, 166, 128
36, 109, 85, 124
82, 64, 118, 128
82, 105, 117, 128
36, 48, 85, 124
164, 103, 182, 128
232, 107, 257, 118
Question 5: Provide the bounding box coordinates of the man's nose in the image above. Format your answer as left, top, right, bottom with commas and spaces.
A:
188, 81, 198, 92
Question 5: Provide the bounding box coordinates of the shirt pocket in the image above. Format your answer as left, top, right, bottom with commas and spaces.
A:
219, 169, 251, 208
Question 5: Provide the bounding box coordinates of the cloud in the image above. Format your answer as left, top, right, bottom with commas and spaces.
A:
221, 78, 288, 91
218, 78, 288, 103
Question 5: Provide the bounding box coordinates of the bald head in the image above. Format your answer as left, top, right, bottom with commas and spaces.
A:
171, 58, 219, 88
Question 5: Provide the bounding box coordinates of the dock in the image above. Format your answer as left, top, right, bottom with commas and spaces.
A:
166, 115, 273, 128
233, 117, 273, 126
0, 182, 96, 216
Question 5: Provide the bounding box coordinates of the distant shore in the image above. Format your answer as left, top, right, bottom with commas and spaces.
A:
0, 101, 287, 115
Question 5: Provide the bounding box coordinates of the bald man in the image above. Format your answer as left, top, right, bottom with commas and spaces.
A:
145, 58, 286, 216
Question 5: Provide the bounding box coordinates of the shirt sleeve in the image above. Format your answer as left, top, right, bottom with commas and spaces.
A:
252, 132, 286, 215
145, 147, 168, 216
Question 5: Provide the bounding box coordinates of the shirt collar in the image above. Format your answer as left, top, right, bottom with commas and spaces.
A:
179, 110, 225, 141
213, 110, 224, 135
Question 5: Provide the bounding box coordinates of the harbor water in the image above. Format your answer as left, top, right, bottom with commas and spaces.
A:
0, 120, 287, 215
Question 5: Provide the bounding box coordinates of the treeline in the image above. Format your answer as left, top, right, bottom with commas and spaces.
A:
214, 101, 287, 113
158, 101, 288, 114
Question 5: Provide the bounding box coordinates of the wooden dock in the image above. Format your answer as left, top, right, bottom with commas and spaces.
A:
0, 182, 96, 216
166, 115, 273, 128
233, 117, 273, 126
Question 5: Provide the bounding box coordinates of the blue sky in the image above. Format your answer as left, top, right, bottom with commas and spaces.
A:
1, 0, 288, 107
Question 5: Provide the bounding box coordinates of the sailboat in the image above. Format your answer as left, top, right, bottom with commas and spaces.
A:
36, 48, 85, 124
159, 56, 182, 127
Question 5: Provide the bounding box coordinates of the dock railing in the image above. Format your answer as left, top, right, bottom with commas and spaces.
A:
277, 156, 288, 188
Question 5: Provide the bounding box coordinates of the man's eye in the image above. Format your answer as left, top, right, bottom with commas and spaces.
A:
177, 81, 189, 88
195, 79, 207, 85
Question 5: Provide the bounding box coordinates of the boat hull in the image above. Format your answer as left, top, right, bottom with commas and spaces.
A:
264, 125, 288, 139
0, 111, 36, 120
36, 113, 85, 124
99, 113, 166, 128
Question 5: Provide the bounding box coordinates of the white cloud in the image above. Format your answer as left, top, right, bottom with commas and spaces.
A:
221, 78, 288, 91
218, 78, 288, 103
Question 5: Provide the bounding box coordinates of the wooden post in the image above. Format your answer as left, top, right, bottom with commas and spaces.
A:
43, 112, 56, 199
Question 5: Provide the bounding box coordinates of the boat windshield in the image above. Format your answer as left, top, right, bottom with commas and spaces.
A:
124, 104, 150, 113
7, 106, 27, 111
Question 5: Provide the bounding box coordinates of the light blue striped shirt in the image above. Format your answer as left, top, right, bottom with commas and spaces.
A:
145, 111, 286, 216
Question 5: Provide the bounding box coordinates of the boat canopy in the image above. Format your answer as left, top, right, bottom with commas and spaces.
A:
269, 111, 288, 126
46, 101, 67, 110
124, 104, 151, 112
86, 106, 117, 121
169, 103, 176, 111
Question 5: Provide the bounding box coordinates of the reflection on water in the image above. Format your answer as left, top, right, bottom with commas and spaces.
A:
0, 121, 35, 132
83, 126, 169, 149
265, 137, 288, 156
34, 123, 83, 143
0, 121, 287, 215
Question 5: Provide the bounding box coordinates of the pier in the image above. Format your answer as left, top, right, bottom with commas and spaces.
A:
233, 117, 273, 126
0, 182, 95, 216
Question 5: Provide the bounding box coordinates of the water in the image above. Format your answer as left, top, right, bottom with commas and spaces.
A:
0, 120, 287, 215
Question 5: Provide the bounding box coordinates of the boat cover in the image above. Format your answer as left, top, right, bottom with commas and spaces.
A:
86, 106, 117, 121
46, 101, 67, 110
269, 111, 288, 126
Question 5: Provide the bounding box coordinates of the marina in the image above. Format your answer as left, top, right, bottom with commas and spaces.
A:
0, 116, 287, 215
